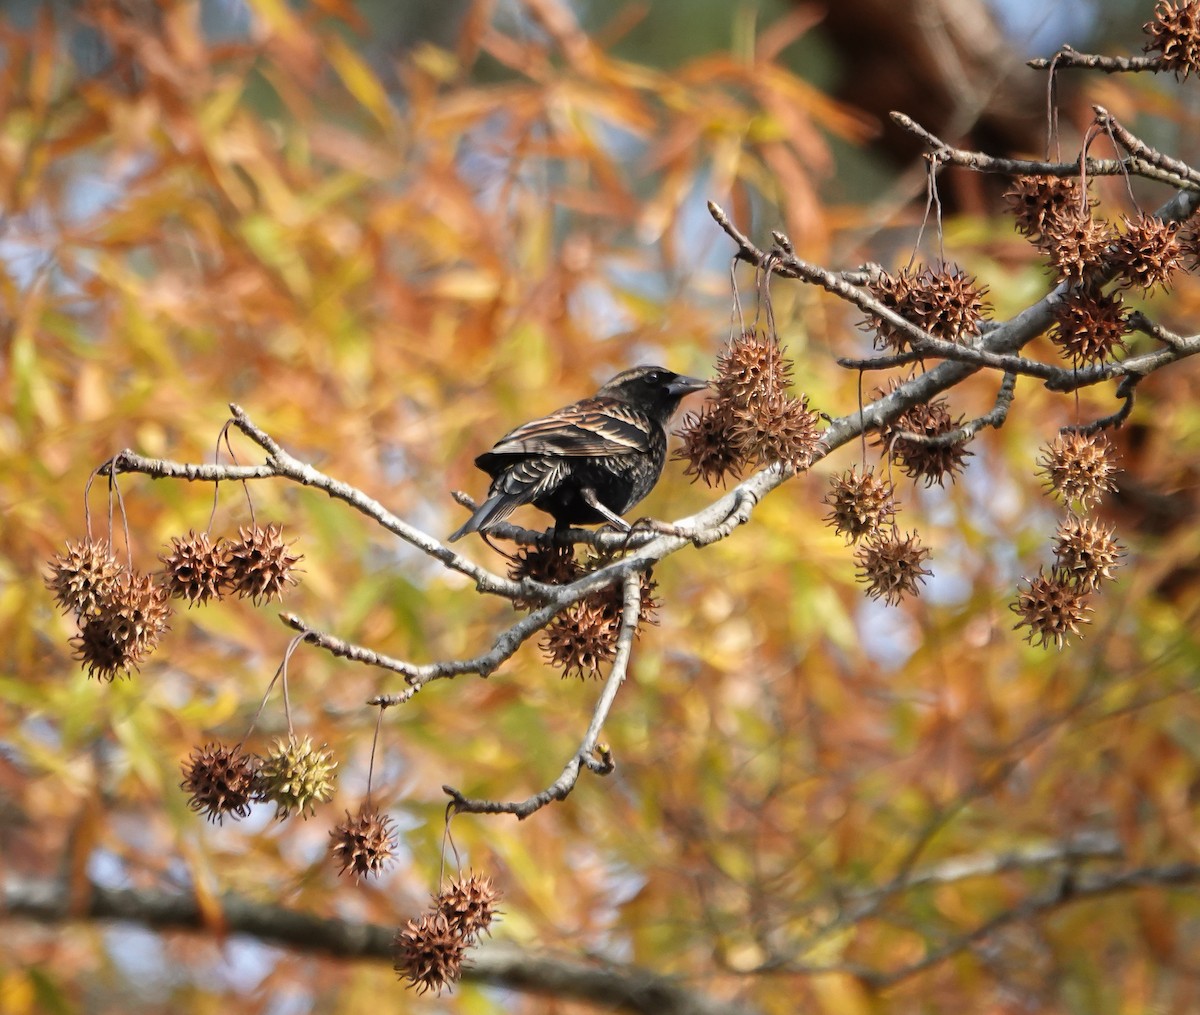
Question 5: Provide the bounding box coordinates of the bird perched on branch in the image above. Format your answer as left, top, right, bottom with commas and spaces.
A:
449, 366, 709, 541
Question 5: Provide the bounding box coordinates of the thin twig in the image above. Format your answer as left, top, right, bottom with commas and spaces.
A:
892, 371, 1017, 446
1092, 104, 1200, 187
891, 111, 1199, 191
1028, 44, 1168, 74
442, 570, 641, 819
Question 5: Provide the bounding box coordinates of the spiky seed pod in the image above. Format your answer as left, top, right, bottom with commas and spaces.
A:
1037, 431, 1119, 508
508, 543, 581, 587
393, 912, 467, 995
864, 268, 917, 352
673, 401, 745, 487
714, 330, 792, 407
224, 523, 302, 604
1011, 567, 1093, 648
508, 542, 582, 609
1053, 515, 1124, 590
1003, 176, 1092, 240
823, 467, 897, 543
729, 392, 821, 470
1144, 0, 1200, 79
585, 565, 660, 628
88, 570, 173, 674
1113, 213, 1183, 293
540, 600, 620, 679
905, 264, 990, 344
329, 805, 397, 879
160, 530, 227, 607
256, 735, 337, 819
180, 742, 259, 823
46, 538, 126, 618
876, 397, 972, 487
71, 616, 137, 681
539, 571, 658, 679
1050, 286, 1130, 365
1038, 214, 1114, 283
866, 265, 988, 351
854, 529, 933, 605
435, 872, 502, 943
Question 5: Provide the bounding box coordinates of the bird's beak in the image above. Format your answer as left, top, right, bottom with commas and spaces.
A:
668, 375, 710, 398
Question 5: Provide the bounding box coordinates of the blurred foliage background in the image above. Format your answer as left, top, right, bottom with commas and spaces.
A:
5, 0, 1200, 1012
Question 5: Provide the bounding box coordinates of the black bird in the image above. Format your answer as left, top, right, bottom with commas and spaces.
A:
449, 366, 709, 541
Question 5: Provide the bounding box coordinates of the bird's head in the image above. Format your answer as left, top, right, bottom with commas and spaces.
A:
596, 366, 709, 421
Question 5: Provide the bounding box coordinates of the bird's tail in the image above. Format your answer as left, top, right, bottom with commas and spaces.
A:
448, 493, 518, 542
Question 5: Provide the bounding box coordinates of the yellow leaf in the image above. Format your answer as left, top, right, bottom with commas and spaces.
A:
813, 972, 878, 1015
326, 34, 393, 128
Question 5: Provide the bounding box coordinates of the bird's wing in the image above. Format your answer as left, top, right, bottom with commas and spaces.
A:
490, 456, 571, 499
449, 457, 573, 540
478, 398, 652, 464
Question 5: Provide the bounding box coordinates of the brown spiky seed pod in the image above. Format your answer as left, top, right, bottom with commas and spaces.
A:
436, 872, 502, 943
71, 616, 138, 682
1113, 213, 1183, 293
329, 805, 397, 879
72, 570, 173, 680
864, 268, 915, 352
823, 468, 897, 544
393, 912, 467, 995
46, 538, 126, 618
585, 565, 659, 628
256, 735, 337, 819
508, 542, 582, 609
1038, 214, 1114, 284
715, 330, 792, 406
160, 530, 227, 607
541, 568, 657, 679
729, 392, 821, 470
876, 397, 971, 487
107, 571, 172, 659
1011, 567, 1092, 649
1050, 287, 1130, 365
224, 523, 302, 604
854, 530, 932, 605
674, 401, 745, 488
508, 543, 581, 587
180, 742, 259, 823
1003, 176, 1092, 240
901, 264, 989, 345
1053, 515, 1123, 590
1144, 0, 1200, 79
541, 599, 619, 679
1037, 431, 1118, 508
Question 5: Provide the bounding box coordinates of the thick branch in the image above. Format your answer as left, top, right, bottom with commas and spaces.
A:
873, 860, 1200, 989
752, 853, 1200, 989
2, 876, 755, 1015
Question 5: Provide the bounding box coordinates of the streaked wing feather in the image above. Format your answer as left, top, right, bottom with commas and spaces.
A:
481, 400, 652, 461
493, 456, 570, 499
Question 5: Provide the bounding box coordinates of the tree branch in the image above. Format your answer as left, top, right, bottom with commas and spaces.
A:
442, 570, 642, 818
891, 111, 1200, 190
1027, 44, 1168, 74
1092, 104, 1200, 187
2, 876, 757, 1015
872, 859, 1200, 989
